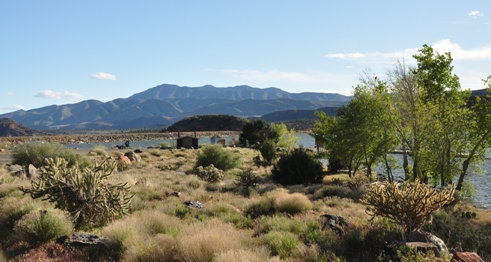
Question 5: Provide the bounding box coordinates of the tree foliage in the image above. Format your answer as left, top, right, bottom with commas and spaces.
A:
239, 119, 279, 148
21, 158, 132, 229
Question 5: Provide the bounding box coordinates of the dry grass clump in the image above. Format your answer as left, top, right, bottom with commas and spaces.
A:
246, 189, 313, 217
0, 196, 37, 229
14, 208, 74, 246
214, 247, 279, 262
176, 218, 253, 262
261, 230, 302, 259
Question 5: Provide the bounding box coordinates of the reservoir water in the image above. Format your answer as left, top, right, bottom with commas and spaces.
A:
66, 133, 490, 209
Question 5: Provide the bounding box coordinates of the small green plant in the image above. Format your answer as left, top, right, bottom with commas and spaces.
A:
259, 139, 277, 166
14, 208, 73, 246
195, 145, 240, 171
272, 148, 324, 185
21, 158, 133, 229
12, 142, 90, 168
194, 165, 224, 183
262, 231, 300, 259
235, 169, 260, 196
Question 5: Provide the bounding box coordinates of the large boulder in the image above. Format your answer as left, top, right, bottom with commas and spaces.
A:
27, 164, 38, 179
57, 232, 109, 248
124, 151, 141, 162
452, 252, 484, 262
407, 230, 448, 257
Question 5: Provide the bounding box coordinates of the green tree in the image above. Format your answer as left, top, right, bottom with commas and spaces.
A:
238, 119, 279, 148
313, 76, 398, 180
270, 122, 299, 151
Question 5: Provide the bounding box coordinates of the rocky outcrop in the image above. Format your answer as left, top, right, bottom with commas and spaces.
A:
57, 232, 109, 249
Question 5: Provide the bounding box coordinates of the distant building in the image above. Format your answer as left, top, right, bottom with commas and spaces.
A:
177, 136, 198, 149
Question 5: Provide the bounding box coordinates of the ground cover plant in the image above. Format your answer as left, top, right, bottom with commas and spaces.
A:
0, 141, 489, 261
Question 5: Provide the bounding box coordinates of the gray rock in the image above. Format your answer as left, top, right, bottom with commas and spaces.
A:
407, 230, 448, 257
184, 200, 203, 209
8, 164, 26, 178
57, 232, 109, 248
320, 214, 350, 235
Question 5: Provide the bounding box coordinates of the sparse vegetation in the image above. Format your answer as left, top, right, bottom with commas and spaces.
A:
0, 140, 488, 261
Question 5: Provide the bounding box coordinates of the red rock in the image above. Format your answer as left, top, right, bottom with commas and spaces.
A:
452, 252, 484, 262
118, 155, 131, 165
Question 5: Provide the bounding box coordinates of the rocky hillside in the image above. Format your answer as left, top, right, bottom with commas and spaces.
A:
167, 115, 248, 132
0, 118, 41, 136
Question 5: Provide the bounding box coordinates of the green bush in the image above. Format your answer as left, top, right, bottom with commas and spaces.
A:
194, 145, 240, 171
259, 139, 277, 166
234, 169, 259, 196
262, 231, 300, 259
14, 208, 73, 246
272, 148, 324, 185
194, 165, 224, 183
12, 142, 90, 168
21, 158, 132, 229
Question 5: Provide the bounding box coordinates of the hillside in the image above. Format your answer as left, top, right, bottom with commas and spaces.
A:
167, 115, 248, 132
0, 84, 351, 130
261, 107, 340, 122
0, 118, 42, 136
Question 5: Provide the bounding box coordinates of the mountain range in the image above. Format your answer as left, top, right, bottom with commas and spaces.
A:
0, 84, 352, 130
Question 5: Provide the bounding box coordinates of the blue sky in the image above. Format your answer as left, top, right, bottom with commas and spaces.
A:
1, 1, 490, 114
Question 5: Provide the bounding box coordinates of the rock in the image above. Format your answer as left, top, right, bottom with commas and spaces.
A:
8, 164, 26, 178
118, 155, 131, 165
320, 214, 350, 235
184, 200, 203, 209
0, 148, 5, 152
124, 151, 141, 162
27, 164, 38, 179
407, 230, 448, 256
452, 252, 484, 262
57, 232, 109, 249
172, 191, 181, 197
134, 149, 143, 153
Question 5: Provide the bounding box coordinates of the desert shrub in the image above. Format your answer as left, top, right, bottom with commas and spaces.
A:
314, 185, 352, 199
0, 196, 36, 233
362, 180, 455, 239
14, 208, 73, 246
274, 192, 312, 215
423, 208, 491, 260
195, 145, 240, 171
176, 218, 251, 262
346, 174, 369, 200
194, 164, 224, 183
12, 142, 90, 168
124, 233, 177, 262
90, 145, 107, 156
262, 231, 300, 259
187, 176, 202, 189
259, 139, 277, 166
245, 190, 312, 218
235, 169, 260, 196
272, 148, 324, 185
20, 158, 133, 229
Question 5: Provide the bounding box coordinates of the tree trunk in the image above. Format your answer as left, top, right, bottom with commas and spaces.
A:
384, 154, 393, 182
402, 145, 409, 180
456, 130, 490, 190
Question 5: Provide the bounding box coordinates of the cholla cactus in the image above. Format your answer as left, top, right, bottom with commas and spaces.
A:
195, 164, 224, 183
21, 157, 132, 229
361, 180, 454, 240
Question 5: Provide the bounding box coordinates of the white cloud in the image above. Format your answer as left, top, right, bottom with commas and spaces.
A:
326, 39, 491, 62
91, 72, 116, 81
35, 90, 83, 99
3, 105, 24, 111
468, 10, 483, 18
7, 91, 14, 96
